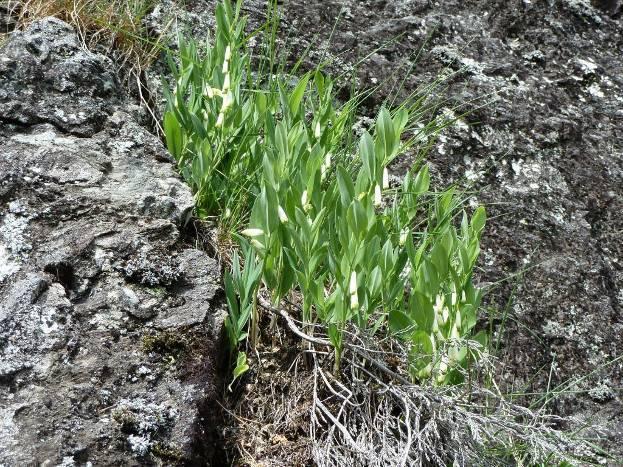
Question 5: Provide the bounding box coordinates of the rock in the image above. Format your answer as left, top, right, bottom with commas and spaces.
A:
232, 0, 623, 459
0, 18, 224, 465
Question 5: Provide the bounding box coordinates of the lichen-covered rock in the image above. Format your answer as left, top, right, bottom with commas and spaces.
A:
0, 18, 224, 465
247, 0, 623, 459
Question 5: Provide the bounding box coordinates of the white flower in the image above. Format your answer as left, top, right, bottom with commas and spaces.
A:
222, 59, 229, 74
301, 190, 308, 206
250, 239, 265, 251
382, 167, 389, 189
222, 73, 230, 91
374, 184, 382, 207
350, 292, 359, 311
314, 121, 321, 139
399, 227, 408, 246
278, 206, 288, 223
215, 112, 224, 128
349, 271, 357, 295
224, 45, 232, 61
241, 228, 264, 237
221, 92, 233, 111
224, 208, 231, 219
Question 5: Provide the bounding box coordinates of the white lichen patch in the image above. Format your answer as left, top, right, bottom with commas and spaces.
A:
587, 82, 605, 98
0, 200, 32, 282
0, 244, 20, 282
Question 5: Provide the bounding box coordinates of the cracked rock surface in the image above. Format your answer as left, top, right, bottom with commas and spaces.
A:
0, 18, 224, 465
265, 0, 623, 457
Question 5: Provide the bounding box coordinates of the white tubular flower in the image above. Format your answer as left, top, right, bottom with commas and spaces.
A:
221, 92, 233, 112
349, 271, 358, 295
451, 324, 460, 340
222, 59, 229, 74
383, 167, 389, 189
250, 239, 265, 251
314, 121, 321, 139
374, 184, 382, 207
301, 190, 308, 207
224, 45, 232, 61
278, 205, 288, 223
241, 228, 264, 237
215, 112, 224, 128
448, 345, 459, 364
325, 152, 332, 168
222, 73, 231, 92
399, 227, 408, 246
350, 292, 359, 311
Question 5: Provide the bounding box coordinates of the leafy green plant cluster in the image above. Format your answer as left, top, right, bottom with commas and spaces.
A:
242, 103, 486, 383
163, 0, 487, 385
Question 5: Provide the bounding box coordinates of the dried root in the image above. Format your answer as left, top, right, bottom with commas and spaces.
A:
227, 303, 600, 466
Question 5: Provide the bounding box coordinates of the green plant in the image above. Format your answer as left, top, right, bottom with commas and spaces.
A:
164, 0, 486, 385
223, 240, 262, 380
244, 102, 487, 382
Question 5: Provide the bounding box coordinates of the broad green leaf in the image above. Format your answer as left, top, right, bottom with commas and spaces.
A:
470, 206, 486, 235
164, 111, 183, 160
288, 73, 310, 116
336, 166, 355, 207
410, 291, 435, 332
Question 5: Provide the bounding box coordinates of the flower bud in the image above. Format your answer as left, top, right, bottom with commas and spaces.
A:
224, 45, 232, 61
349, 271, 358, 295
350, 292, 359, 311
221, 92, 233, 112
382, 167, 389, 189
399, 227, 408, 246
301, 190, 308, 206
222, 73, 230, 92
222, 59, 229, 74
241, 228, 264, 237
278, 206, 288, 223
374, 184, 382, 207
215, 112, 224, 128
314, 121, 321, 139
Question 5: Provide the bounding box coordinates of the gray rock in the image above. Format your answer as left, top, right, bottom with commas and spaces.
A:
0, 18, 223, 465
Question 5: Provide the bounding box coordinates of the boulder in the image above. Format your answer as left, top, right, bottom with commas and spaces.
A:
0, 18, 224, 465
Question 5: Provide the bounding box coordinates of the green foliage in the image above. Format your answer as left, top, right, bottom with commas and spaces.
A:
164, 0, 487, 385
244, 99, 487, 383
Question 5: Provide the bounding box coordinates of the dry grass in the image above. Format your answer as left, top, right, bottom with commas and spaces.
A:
7, 0, 165, 77
224, 308, 602, 467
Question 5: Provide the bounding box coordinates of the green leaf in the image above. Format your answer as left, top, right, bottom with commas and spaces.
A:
336, 165, 355, 207
470, 206, 486, 235
375, 107, 396, 161
231, 352, 250, 385
359, 131, 376, 183
413, 165, 430, 194
163, 111, 183, 160
410, 291, 435, 332
288, 73, 310, 116
389, 308, 412, 334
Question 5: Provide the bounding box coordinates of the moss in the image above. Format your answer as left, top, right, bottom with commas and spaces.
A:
141, 331, 189, 358
152, 442, 185, 462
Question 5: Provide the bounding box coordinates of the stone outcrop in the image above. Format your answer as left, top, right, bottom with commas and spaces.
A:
270, 0, 623, 457
0, 18, 224, 465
